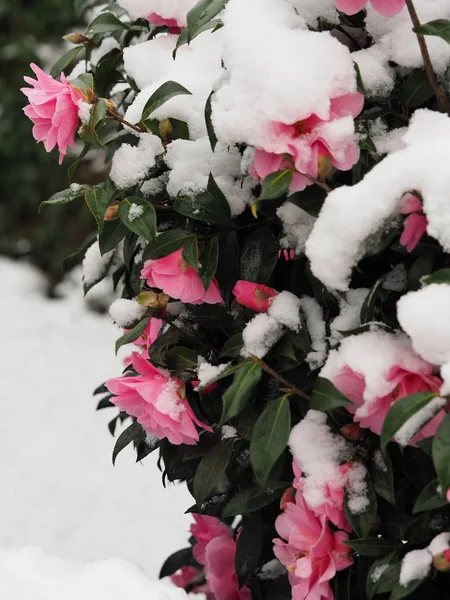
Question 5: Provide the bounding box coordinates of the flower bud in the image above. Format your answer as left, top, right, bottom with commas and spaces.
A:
104, 204, 120, 221
104, 98, 117, 112
138, 291, 170, 310
280, 487, 296, 510
433, 549, 450, 572
159, 118, 173, 140
340, 423, 364, 441
63, 32, 89, 44
317, 154, 333, 180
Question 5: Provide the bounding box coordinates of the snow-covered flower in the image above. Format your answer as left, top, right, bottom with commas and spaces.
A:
397, 192, 428, 252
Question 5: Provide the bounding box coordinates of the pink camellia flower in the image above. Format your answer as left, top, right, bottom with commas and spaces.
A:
21, 63, 84, 165
273, 489, 353, 600
292, 460, 351, 532
141, 249, 223, 305
171, 566, 214, 600
232, 280, 278, 312
397, 192, 428, 252
106, 352, 212, 445
333, 363, 444, 443
204, 534, 252, 600
146, 12, 182, 34
132, 317, 163, 358
191, 515, 231, 564
192, 380, 219, 394
335, 0, 405, 17
250, 93, 364, 192
278, 249, 296, 261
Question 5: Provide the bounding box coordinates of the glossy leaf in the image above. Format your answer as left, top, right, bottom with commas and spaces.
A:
219, 333, 243, 358
112, 421, 143, 465
193, 440, 233, 505
310, 377, 352, 411
414, 19, 450, 45
344, 538, 396, 557
143, 230, 195, 260
115, 317, 150, 354
401, 69, 434, 108
85, 187, 109, 231
182, 235, 199, 271
199, 237, 219, 290
98, 219, 128, 255
205, 91, 218, 151
118, 197, 157, 241
423, 268, 450, 284
413, 478, 447, 514
220, 362, 262, 424
186, 0, 227, 42
432, 412, 450, 493
141, 81, 192, 121
50, 46, 83, 78
235, 515, 263, 588
39, 185, 86, 212
366, 553, 401, 599
87, 11, 129, 34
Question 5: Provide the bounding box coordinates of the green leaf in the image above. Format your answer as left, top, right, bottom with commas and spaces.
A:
39, 185, 86, 212
186, 0, 227, 43
87, 11, 129, 34
432, 412, 450, 493
173, 19, 222, 56
80, 99, 107, 148
360, 275, 385, 324
371, 450, 395, 505
401, 69, 434, 108
344, 538, 396, 557
199, 237, 219, 290
239, 226, 277, 284
344, 471, 377, 538
190, 304, 233, 329
250, 396, 291, 486
112, 421, 144, 465
219, 333, 243, 358
67, 143, 91, 182
389, 578, 425, 600
69, 72, 94, 93
205, 91, 218, 151
182, 235, 199, 271
165, 347, 198, 374
174, 184, 231, 225
98, 219, 128, 255
235, 515, 263, 588
220, 362, 262, 424
423, 268, 450, 284
159, 548, 195, 579
222, 482, 288, 518
193, 440, 233, 505
413, 478, 447, 514
381, 391, 439, 452
118, 197, 156, 241
143, 230, 195, 260
366, 553, 401, 599
50, 46, 83, 78
115, 317, 151, 354
310, 377, 352, 411
141, 81, 192, 121
414, 19, 450, 45
85, 188, 109, 231
257, 169, 293, 202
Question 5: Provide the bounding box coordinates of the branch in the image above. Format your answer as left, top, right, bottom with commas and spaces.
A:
405, 0, 450, 114
106, 108, 146, 134
250, 355, 311, 401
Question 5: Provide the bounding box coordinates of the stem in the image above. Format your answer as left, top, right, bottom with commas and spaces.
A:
405, 0, 450, 114
251, 355, 311, 401
298, 172, 332, 193
106, 108, 146, 134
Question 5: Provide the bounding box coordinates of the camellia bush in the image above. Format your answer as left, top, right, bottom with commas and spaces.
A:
22, 0, 450, 598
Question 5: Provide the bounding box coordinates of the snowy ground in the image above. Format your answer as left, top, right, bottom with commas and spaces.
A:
0, 258, 192, 581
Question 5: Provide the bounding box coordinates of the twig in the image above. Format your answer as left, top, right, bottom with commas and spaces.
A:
405, 0, 450, 114
250, 355, 311, 401
106, 108, 146, 134
298, 172, 332, 193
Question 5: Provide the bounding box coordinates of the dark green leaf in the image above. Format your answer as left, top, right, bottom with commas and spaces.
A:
112, 421, 143, 465
381, 391, 439, 452
250, 396, 291, 486
50, 46, 83, 77
173, 19, 222, 56
361, 276, 385, 324
143, 230, 195, 260
190, 304, 233, 329
310, 377, 352, 411
220, 362, 262, 424
193, 440, 233, 505
80, 99, 107, 148
115, 317, 151, 354
371, 450, 395, 505
235, 515, 263, 588
413, 478, 447, 514
239, 226, 277, 284
257, 170, 293, 201
401, 69, 434, 108
119, 197, 157, 241
174, 189, 230, 225
366, 553, 401, 599
389, 578, 425, 600
39, 185, 86, 212
199, 237, 219, 290
87, 11, 129, 34
195, 359, 254, 391
222, 482, 288, 518
85, 187, 109, 231
186, 0, 227, 42
414, 19, 450, 45
345, 538, 396, 557
423, 268, 450, 284
182, 235, 199, 271
205, 91, 218, 151
98, 219, 128, 255
432, 412, 450, 492
159, 547, 195, 579
141, 81, 192, 121
219, 333, 243, 358
67, 143, 91, 182
344, 471, 377, 538
69, 72, 94, 92
165, 346, 198, 373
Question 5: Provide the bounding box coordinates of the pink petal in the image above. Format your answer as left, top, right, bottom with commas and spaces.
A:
399, 213, 428, 252
329, 93, 365, 120
370, 0, 405, 17
397, 193, 422, 215
253, 150, 284, 179
334, 0, 367, 15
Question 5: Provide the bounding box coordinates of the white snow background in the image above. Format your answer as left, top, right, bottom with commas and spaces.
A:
0, 257, 192, 595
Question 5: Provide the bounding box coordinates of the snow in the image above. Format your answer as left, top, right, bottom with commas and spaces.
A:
289, 410, 350, 510
329, 288, 369, 347
117, 0, 197, 26
0, 547, 188, 600
90, 37, 121, 67
276, 203, 316, 255
373, 450, 387, 473
221, 426, 238, 440
399, 549, 432, 587
155, 379, 185, 418
197, 358, 230, 388
128, 202, 144, 222
352, 46, 394, 98
267, 291, 302, 332
69, 182, 83, 193
371, 564, 388, 583
141, 174, 168, 197
164, 138, 250, 216
0, 258, 192, 576
82, 240, 114, 287
369, 120, 407, 156
306, 110, 450, 290
258, 558, 287, 580
346, 463, 369, 515
299, 297, 327, 369
241, 313, 284, 359
109, 298, 147, 327
77, 101, 92, 125
321, 331, 427, 419
287, 0, 338, 27
383, 264, 407, 292
429, 532, 450, 556
395, 396, 447, 447
110, 134, 164, 190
